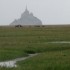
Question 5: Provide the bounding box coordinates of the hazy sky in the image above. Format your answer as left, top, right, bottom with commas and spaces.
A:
0, 0, 70, 25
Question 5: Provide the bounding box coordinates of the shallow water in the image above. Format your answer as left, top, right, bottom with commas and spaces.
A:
0, 54, 38, 68
48, 41, 70, 43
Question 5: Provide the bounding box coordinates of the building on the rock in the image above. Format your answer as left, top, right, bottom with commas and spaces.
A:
10, 7, 42, 26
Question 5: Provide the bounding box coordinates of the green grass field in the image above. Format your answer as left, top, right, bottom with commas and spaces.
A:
0, 25, 70, 70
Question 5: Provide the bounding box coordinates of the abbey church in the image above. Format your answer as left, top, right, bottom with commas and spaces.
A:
10, 7, 42, 25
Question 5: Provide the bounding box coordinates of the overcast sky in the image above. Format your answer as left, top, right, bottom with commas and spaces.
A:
0, 0, 70, 25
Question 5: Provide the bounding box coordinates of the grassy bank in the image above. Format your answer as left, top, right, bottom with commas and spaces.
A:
0, 26, 70, 70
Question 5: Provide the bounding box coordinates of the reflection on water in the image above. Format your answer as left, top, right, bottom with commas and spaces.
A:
0, 61, 16, 68
0, 54, 38, 68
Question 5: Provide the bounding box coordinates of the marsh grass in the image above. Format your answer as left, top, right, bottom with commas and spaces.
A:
17, 50, 70, 70
0, 26, 70, 70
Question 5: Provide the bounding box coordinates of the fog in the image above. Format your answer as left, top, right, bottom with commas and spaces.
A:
0, 0, 70, 25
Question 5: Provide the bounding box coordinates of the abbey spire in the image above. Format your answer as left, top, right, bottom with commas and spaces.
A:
25, 6, 28, 11
21, 6, 29, 17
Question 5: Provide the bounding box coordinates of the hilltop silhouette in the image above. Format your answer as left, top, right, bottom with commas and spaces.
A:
10, 7, 42, 25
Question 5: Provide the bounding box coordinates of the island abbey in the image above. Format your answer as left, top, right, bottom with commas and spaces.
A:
10, 7, 42, 25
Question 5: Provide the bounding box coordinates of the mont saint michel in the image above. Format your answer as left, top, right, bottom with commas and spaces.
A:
10, 7, 42, 25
